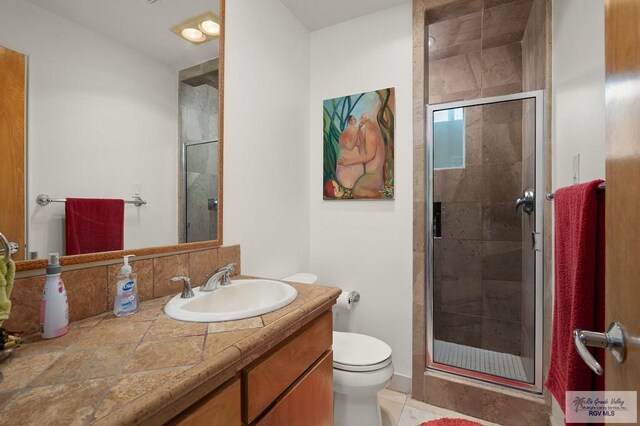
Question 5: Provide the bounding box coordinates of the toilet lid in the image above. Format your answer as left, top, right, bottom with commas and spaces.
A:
333, 331, 392, 371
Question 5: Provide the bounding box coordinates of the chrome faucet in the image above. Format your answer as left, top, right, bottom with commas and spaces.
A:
202, 263, 236, 292
171, 276, 194, 299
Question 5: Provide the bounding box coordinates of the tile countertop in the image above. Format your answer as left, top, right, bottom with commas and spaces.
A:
0, 278, 341, 426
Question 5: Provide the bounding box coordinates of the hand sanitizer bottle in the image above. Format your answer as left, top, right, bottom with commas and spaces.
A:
41, 253, 69, 339
113, 255, 139, 317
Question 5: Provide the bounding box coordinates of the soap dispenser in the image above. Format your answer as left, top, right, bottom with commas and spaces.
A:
41, 253, 69, 339
113, 255, 139, 317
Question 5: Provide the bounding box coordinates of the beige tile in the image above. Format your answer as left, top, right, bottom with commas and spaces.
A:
379, 388, 408, 405
0, 392, 14, 411
207, 316, 263, 333
481, 389, 548, 425
68, 315, 105, 329
379, 396, 404, 426
18, 327, 88, 356
33, 343, 136, 386
153, 254, 189, 298
262, 297, 305, 325
398, 404, 442, 426
218, 245, 241, 275
481, 240, 522, 281
3, 275, 45, 334
481, 317, 521, 355
107, 259, 154, 307
99, 302, 164, 324
94, 366, 189, 419
0, 379, 113, 426
64, 266, 109, 322
423, 372, 484, 419
481, 43, 522, 89
188, 249, 219, 287
482, 280, 522, 322
204, 329, 255, 357
426, 0, 482, 24
124, 335, 204, 373
0, 352, 61, 391
483, 0, 533, 48
441, 203, 483, 240
73, 320, 152, 349
143, 316, 207, 342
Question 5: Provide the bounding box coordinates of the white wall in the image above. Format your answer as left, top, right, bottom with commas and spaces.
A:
309, 3, 413, 380
552, 0, 605, 189
0, 0, 178, 257
551, 2, 605, 422
223, 0, 311, 278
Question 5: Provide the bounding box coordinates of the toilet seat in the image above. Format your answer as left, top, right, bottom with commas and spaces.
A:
333, 331, 392, 372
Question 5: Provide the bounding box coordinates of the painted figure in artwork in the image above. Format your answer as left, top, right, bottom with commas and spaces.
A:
336, 115, 365, 189
338, 114, 385, 198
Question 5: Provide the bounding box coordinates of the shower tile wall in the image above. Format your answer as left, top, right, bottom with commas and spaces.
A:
433, 102, 523, 356
429, 0, 537, 358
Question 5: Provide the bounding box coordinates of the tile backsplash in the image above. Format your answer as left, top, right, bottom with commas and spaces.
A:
4, 245, 241, 334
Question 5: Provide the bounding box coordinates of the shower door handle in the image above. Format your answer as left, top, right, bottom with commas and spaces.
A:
516, 189, 535, 215
573, 322, 626, 376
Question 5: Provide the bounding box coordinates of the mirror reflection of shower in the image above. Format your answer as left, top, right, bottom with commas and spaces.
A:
178, 59, 219, 243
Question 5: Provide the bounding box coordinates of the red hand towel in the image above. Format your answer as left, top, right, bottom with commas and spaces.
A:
65, 198, 125, 255
545, 180, 606, 415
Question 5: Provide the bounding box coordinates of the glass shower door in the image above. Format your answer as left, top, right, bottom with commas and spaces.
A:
426, 91, 543, 392
184, 140, 219, 243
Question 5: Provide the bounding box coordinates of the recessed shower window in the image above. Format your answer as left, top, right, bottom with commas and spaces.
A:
433, 108, 464, 170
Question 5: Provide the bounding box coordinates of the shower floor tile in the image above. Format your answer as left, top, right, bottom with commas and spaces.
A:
434, 339, 528, 382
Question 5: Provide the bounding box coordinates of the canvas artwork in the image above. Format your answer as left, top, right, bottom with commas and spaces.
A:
323, 87, 395, 200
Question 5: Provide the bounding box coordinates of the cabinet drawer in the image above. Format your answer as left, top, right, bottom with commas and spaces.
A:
255, 351, 333, 426
171, 378, 241, 426
243, 311, 332, 424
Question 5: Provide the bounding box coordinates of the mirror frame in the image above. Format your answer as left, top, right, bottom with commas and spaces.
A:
16, 0, 225, 272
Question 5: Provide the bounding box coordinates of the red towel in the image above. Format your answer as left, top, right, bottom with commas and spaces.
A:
65, 198, 124, 255
545, 180, 606, 415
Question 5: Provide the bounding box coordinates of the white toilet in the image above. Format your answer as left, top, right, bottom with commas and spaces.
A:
281, 273, 394, 426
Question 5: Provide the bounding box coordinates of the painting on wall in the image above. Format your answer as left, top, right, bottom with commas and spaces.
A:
323, 87, 395, 200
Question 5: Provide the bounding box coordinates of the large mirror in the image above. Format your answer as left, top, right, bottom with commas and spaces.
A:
0, 0, 224, 263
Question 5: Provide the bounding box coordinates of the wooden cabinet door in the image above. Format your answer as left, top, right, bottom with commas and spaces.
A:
243, 311, 332, 424
604, 0, 640, 394
171, 378, 241, 426
255, 351, 333, 426
0, 46, 26, 260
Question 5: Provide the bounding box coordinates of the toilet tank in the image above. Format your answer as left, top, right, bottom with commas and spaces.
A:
281, 273, 318, 284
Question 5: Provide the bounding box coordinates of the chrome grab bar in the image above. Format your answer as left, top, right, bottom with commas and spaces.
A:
573, 322, 626, 376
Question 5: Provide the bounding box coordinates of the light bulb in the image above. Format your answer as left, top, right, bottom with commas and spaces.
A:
199, 20, 220, 36
181, 28, 206, 42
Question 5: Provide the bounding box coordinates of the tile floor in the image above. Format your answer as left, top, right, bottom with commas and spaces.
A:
378, 388, 501, 426
433, 340, 528, 382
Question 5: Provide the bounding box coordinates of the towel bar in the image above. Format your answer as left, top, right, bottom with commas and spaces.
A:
545, 182, 606, 200
36, 193, 147, 207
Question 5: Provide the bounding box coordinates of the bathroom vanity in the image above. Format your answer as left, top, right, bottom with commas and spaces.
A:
0, 280, 339, 426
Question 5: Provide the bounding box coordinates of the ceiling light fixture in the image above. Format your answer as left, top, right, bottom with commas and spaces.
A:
172, 11, 220, 45
199, 20, 220, 36
428, 36, 436, 47
181, 28, 206, 42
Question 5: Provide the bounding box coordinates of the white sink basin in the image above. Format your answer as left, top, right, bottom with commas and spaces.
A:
164, 279, 298, 322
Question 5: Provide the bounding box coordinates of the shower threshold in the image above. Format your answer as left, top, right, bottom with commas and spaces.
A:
433, 340, 528, 383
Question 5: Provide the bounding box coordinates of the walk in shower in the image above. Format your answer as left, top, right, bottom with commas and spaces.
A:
178, 59, 220, 243
426, 91, 544, 392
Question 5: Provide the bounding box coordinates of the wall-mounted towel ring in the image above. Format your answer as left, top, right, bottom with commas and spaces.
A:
0, 233, 16, 265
